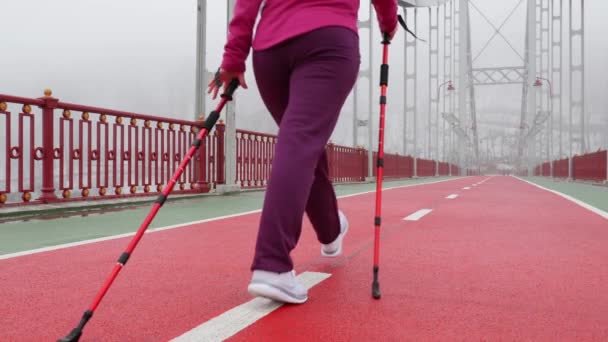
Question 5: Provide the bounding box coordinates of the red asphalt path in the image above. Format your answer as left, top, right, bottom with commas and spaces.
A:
1, 176, 608, 341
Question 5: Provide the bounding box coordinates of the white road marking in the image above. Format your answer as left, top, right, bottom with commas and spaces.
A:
169, 272, 331, 342
446, 194, 459, 199
477, 176, 494, 185
514, 177, 608, 220
337, 176, 467, 199
1, 177, 469, 260
0, 210, 261, 260
404, 209, 433, 221
463, 187, 471, 190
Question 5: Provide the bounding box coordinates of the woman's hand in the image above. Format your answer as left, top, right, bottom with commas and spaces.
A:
207, 68, 248, 100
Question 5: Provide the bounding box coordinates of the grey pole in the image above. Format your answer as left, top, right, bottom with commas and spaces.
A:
195, 0, 207, 120
458, 0, 468, 171
368, 1, 374, 179
217, 0, 240, 193
354, 81, 358, 147
527, 0, 537, 175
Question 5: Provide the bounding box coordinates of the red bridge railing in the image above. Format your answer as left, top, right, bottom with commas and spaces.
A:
533, 150, 607, 182
541, 162, 551, 177
235, 129, 276, 188
1, 91, 457, 206
416, 158, 436, 177
573, 150, 607, 182
552, 158, 569, 178
437, 162, 451, 176
328, 144, 366, 183
370, 152, 414, 179
0, 91, 220, 206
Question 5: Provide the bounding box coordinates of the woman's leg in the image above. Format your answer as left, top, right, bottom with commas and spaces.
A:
253, 45, 342, 248
252, 45, 291, 126
306, 151, 341, 244
251, 26, 360, 273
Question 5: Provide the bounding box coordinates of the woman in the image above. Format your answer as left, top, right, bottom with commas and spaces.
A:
208, 0, 398, 304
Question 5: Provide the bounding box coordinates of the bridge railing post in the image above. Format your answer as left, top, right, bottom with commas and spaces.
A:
37, 89, 59, 202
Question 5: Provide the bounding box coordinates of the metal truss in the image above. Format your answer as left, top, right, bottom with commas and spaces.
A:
472, 67, 526, 85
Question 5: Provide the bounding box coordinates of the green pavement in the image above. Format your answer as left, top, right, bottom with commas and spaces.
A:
522, 177, 608, 213
3, 176, 605, 257
0, 177, 453, 255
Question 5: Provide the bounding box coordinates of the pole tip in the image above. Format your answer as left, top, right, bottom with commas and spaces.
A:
372, 282, 381, 299
57, 328, 82, 342
372, 266, 381, 299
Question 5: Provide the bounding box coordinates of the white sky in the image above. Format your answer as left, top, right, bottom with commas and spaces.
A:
1, 0, 606, 152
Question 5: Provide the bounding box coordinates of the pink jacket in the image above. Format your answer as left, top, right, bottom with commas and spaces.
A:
221, 0, 398, 72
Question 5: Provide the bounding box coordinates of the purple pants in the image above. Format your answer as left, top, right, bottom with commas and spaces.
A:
250, 26, 360, 273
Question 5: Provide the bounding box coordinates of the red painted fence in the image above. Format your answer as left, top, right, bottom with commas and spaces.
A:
437, 162, 450, 176
328, 144, 366, 183
0, 92, 221, 206
573, 150, 607, 182
542, 162, 551, 177
371, 152, 415, 179
235, 129, 276, 188
416, 158, 436, 177
552, 158, 569, 178
533, 150, 607, 182
533, 163, 551, 177
0, 91, 455, 206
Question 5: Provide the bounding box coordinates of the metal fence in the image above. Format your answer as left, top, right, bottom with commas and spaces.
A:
0, 91, 454, 206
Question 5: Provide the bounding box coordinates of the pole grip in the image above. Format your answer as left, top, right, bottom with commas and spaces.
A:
221, 79, 240, 100
380, 64, 389, 86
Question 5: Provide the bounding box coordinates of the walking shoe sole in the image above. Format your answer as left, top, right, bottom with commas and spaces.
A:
321, 219, 349, 257
247, 283, 308, 304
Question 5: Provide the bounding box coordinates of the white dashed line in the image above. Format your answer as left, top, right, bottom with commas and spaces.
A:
404, 209, 433, 221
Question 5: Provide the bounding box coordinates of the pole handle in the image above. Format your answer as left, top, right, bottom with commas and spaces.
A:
221, 79, 240, 100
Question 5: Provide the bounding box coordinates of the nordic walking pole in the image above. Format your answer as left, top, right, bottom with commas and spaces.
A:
58, 79, 240, 342
371, 12, 421, 300
372, 31, 391, 300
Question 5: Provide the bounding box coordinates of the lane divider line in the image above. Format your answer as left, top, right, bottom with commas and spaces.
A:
169, 272, 332, 342
446, 194, 459, 199
404, 209, 433, 221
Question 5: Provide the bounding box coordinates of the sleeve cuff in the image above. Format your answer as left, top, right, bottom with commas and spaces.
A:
220, 59, 246, 73
380, 18, 398, 35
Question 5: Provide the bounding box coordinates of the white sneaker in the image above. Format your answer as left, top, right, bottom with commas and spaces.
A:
247, 270, 308, 304
321, 210, 349, 257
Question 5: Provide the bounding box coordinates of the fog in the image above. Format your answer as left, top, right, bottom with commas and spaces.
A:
1, 0, 607, 154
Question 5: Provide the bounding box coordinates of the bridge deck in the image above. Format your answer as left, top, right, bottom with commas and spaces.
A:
1, 176, 608, 341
